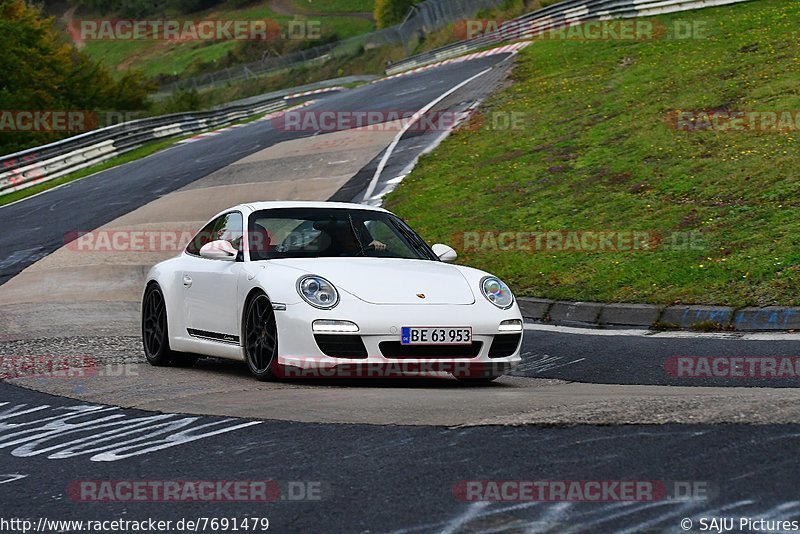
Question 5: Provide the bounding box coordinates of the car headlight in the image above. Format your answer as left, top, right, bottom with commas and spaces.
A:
297, 275, 339, 309
481, 276, 514, 309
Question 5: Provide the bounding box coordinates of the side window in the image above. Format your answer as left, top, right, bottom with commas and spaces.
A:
366, 219, 418, 259
186, 212, 244, 257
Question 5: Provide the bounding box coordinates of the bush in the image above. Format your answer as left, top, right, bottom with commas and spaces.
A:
158, 88, 203, 114
226, 0, 256, 7
374, 0, 419, 29
171, 0, 224, 13
0, 0, 153, 155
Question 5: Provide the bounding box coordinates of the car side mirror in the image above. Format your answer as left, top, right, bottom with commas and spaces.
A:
432, 243, 457, 263
199, 240, 237, 261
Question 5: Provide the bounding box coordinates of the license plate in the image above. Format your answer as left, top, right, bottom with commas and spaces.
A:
401, 327, 472, 345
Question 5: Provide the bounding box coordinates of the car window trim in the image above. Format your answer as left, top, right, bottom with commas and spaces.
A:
247, 208, 435, 261
185, 210, 244, 260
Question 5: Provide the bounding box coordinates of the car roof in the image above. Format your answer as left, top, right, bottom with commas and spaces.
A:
237, 201, 390, 214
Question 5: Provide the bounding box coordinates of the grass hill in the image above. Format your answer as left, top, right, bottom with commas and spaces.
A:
385, 0, 800, 306
73, 0, 375, 81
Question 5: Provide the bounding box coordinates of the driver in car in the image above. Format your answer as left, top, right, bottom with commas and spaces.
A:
325, 221, 387, 255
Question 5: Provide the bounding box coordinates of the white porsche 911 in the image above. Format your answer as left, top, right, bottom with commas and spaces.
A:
142, 201, 522, 383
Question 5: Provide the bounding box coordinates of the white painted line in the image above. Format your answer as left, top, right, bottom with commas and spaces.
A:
361, 66, 494, 203
523, 322, 800, 341
380, 41, 530, 81
283, 87, 345, 100
0, 474, 27, 485
0, 402, 262, 462
441, 502, 491, 534
395, 87, 427, 96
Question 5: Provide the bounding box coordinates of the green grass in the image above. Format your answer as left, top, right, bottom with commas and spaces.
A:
80, 2, 375, 79
385, 0, 800, 307
314, 16, 374, 39
288, 0, 375, 14
82, 39, 153, 72
0, 138, 183, 207
178, 0, 533, 108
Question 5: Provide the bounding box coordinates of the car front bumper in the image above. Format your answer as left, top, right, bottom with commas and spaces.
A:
273, 299, 523, 379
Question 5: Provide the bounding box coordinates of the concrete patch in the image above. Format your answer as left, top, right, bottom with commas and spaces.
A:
733, 307, 800, 331
518, 298, 554, 320
599, 303, 662, 327
548, 301, 604, 325
0, 265, 149, 305
660, 305, 734, 329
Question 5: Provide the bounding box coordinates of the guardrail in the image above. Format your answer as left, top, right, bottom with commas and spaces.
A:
386, 0, 754, 75
0, 74, 384, 197
158, 0, 505, 95
0, 99, 287, 196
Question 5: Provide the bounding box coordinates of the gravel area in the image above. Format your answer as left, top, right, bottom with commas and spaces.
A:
0, 336, 144, 379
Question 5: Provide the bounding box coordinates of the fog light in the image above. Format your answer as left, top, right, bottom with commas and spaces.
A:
313, 320, 359, 333
498, 319, 523, 332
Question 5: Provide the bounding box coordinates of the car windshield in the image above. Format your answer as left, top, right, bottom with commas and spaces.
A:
248, 208, 437, 261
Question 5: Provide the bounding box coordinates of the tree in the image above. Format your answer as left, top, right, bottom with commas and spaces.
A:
374, 0, 419, 29
0, 0, 153, 155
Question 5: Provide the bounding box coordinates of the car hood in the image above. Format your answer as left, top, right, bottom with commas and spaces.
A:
267, 258, 476, 305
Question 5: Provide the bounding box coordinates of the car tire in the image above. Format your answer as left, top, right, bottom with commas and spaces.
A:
243, 292, 280, 381
142, 283, 197, 367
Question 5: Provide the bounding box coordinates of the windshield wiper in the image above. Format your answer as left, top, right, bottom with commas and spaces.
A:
391, 219, 433, 260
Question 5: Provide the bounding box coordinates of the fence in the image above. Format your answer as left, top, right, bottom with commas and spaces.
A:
386, 0, 755, 74
2, 0, 757, 196
157, 0, 506, 94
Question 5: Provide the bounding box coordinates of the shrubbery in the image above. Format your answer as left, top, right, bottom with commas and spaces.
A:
0, 0, 154, 155
69, 0, 226, 17
374, 0, 421, 29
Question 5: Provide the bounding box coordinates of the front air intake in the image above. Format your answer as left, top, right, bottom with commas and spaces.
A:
488, 334, 522, 358
314, 335, 368, 358
379, 342, 483, 359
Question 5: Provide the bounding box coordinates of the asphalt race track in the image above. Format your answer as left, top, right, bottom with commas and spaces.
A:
2, 382, 800, 532
1, 51, 799, 532
517, 325, 800, 388
0, 54, 505, 286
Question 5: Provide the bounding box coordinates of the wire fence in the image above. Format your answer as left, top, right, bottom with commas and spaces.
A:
387, 0, 754, 74
157, 0, 506, 95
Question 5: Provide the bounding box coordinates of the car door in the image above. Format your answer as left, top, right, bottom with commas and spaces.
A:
182, 211, 244, 344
